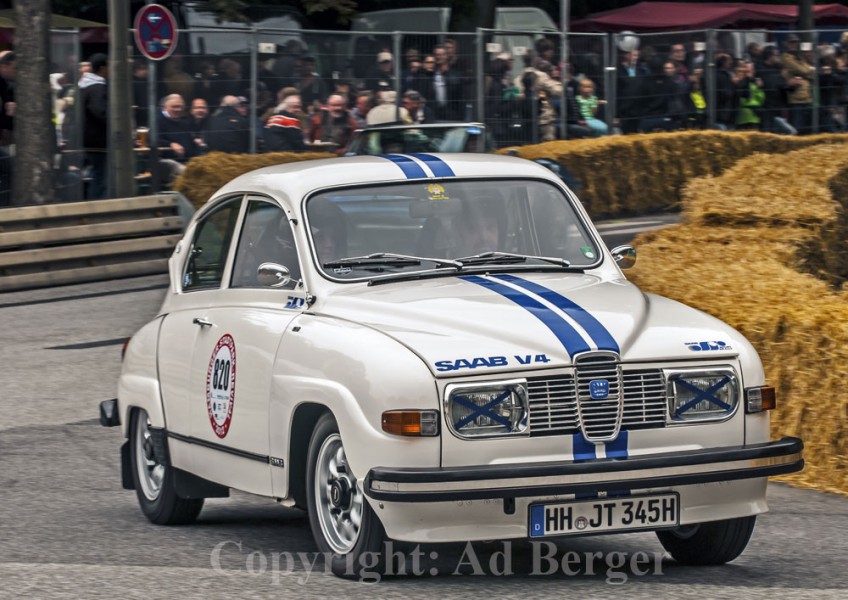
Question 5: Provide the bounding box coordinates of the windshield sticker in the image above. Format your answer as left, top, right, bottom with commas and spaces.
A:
206, 334, 236, 439
580, 246, 596, 260
333, 267, 352, 275
426, 183, 449, 201
466, 126, 482, 135
435, 354, 550, 372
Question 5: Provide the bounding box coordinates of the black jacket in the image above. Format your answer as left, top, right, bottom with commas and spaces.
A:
206, 106, 251, 154
157, 112, 201, 161
79, 73, 108, 150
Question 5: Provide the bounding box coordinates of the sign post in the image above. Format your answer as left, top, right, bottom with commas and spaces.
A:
134, 4, 179, 193
134, 4, 179, 62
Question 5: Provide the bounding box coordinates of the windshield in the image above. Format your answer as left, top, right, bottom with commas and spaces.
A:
306, 179, 601, 281
347, 126, 487, 155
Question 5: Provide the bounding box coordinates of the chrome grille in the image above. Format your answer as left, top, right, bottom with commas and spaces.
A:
527, 368, 666, 437
527, 377, 578, 433
575, 354, 623, 441
621, 370, 668, 428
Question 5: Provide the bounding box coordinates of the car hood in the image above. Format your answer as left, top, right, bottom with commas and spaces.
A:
315, 272, 742, 377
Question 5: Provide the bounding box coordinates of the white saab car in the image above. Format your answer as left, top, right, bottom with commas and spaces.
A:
101, 153, 803, 577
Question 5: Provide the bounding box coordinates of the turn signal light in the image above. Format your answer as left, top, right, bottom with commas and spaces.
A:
382, 410, 439, 437
746, 386, 776, 413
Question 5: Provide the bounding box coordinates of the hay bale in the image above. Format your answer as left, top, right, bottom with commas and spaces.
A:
629, 144, 848, 495
172, 151, 336, 209
501, 131, 848, 218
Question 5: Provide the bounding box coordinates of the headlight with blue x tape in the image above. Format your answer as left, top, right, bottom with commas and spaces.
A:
665, 368, 739, 424
445, 380, 529, 438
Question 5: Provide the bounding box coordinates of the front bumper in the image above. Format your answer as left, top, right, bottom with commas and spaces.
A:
365, 437, 803, 502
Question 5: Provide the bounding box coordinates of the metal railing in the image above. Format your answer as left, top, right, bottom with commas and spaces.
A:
5, 26, 847, 206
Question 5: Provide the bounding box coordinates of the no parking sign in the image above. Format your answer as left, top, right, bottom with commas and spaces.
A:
134, 4, 179, 61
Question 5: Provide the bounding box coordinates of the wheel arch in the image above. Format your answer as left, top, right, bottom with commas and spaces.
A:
288, 402, 332, 509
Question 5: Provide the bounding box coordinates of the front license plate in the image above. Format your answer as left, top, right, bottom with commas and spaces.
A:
529, 493, 679, 537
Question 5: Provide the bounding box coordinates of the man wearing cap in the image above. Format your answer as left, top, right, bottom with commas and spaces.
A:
365, 51, 397, 93
366, 90, 412, 126
782, 34, 815, 134
79, 53, 109, 199
206, 95, 251, 154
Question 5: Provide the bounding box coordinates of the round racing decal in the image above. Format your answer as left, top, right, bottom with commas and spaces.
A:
206, 334, 236, 438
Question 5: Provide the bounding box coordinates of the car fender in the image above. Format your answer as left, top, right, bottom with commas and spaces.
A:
117, 317, 166, 436
269, 313, 441, 497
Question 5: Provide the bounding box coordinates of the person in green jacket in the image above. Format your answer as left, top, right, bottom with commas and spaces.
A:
735, 60, 765, 130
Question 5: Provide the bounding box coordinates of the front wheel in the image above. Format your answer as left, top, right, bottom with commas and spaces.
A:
129, 408, 203, 525
656, 515, 756, 565
306, 413, 386, 579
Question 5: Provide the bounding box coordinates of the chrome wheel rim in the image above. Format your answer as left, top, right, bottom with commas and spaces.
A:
135, 411, 165, 501
314, 433, 363, 554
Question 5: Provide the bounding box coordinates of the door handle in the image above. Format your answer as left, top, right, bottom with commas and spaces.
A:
192, 317, 213, 328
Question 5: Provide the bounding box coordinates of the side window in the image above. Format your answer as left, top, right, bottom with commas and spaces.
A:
231, 200, 301, 289
183, 199, 241, 292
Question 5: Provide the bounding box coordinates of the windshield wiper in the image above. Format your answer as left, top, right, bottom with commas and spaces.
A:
324, 253, 462, 270
456, 251, 571, 268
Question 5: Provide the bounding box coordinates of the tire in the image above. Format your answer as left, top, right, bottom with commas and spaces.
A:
306, 413, 386, 579
129, 408, 203, 525
656, 515, 757, 565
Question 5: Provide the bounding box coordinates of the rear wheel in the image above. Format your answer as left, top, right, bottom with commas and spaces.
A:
306, 413, 386, 579
129, 408, 203, 525
656, 516, 756, 565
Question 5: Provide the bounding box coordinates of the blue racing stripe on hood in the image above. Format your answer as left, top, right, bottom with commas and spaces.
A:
379, 154, 428, 179
409, 153, 455, 177
572, 432, 597, 460
459, 275, 591, 358
493, 274, 620, 353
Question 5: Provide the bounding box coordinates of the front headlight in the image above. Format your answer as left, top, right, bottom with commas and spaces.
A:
666, 368, 739, 424
445, 380, 528, 438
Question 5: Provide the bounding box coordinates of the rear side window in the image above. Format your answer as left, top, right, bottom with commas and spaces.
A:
183, 199, 241, 291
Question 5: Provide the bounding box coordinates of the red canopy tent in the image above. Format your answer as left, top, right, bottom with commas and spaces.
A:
572, 2, 848, 32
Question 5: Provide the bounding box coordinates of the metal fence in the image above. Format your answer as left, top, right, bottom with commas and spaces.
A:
5, 26, 848, 205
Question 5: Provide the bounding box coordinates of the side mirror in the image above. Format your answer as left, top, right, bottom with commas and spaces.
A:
611, 245, 637, 270
257, 262, 291, 288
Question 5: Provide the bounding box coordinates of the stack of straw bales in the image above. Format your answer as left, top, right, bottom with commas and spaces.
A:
628, 144, 848, 495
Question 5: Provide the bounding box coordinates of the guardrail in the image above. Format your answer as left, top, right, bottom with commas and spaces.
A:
0, 193, 191, 292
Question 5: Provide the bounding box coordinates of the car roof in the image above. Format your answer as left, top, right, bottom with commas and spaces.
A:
211, 153, 558, 206
354, 122, 486, 133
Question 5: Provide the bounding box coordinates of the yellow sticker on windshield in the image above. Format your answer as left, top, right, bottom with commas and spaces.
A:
426, 183, 449, 201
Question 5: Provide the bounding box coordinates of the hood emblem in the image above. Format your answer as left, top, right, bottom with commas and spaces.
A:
589, 379, 610, 400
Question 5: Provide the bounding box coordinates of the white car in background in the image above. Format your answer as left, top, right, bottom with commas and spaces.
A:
101, 153, 803, 578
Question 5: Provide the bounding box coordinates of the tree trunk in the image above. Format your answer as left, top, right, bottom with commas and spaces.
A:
109, 0, 135, 199
12, 0, 55, 206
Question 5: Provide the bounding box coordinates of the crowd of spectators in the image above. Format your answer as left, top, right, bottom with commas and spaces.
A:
2, 30, 848, 203
611, 33, 848, 136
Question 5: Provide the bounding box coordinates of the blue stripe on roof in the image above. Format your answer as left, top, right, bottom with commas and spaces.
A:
493, 274, 620, 353
379, 154, 428, 179
459, 275, 591, 359
409, 153, 456, 177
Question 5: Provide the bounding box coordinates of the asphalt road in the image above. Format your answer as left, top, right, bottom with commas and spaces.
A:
1, 218, 845, 598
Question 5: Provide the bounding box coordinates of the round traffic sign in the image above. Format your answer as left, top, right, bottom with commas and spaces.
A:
134, 4, 179, 61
